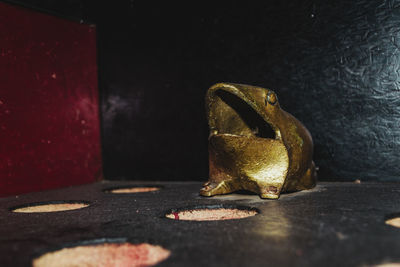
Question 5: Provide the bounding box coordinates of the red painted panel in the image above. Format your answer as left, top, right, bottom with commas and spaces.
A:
0, 2, 102, 197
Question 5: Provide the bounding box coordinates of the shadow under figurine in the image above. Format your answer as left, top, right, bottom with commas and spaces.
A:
200, 83, 317, 199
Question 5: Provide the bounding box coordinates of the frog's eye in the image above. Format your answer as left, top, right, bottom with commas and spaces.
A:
265, 91, 277, 105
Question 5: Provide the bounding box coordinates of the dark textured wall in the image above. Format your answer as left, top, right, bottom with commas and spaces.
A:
7, 0, 400, 181
283, 1, 400, 181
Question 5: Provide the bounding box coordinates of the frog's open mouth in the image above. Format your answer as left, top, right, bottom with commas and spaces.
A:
203, 83, 316, 199
208, 89, 276, 139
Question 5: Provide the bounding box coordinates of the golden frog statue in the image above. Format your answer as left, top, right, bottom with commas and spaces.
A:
200, 83, 317, 199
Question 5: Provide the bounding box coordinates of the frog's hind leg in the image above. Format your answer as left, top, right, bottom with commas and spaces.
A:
297, 161, 317, 190
200, 179, 239, 197
284, 161, 317, 192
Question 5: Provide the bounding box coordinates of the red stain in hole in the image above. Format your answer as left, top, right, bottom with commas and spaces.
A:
173, 212, 179, 220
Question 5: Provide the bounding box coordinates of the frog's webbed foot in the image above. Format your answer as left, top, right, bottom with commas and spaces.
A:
200, 180, 239, 197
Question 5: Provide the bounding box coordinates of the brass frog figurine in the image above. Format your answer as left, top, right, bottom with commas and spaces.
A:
201, 83, 317, 199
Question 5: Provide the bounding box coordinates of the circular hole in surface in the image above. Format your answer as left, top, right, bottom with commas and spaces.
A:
386, 217, 400, 228
165, 205, 258, 221
12, 201, 89, 213
33, 242, 170, 267
373, 264, 400, 267
105, 186, 161, 194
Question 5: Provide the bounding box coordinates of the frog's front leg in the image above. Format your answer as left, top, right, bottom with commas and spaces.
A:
200, 179, 239, 197
259, 184, 283, 199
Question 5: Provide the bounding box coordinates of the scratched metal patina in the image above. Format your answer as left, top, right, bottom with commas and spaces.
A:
201, 83, 317, 199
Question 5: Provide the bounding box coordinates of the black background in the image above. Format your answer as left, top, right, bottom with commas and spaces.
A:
6, 0, 400, 182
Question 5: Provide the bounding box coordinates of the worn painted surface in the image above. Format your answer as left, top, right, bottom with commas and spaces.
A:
0, 181, 400, 266
0, 2, 101, 196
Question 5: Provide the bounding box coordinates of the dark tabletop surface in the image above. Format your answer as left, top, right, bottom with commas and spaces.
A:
0, 181, 399, 267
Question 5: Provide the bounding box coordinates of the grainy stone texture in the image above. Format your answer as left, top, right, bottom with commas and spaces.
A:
107, 187, 160, 194
33, 243, 170, 267
12, 203, 89, 213
165, 208, 257, 221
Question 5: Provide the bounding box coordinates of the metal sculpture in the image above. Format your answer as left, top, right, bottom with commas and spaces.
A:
201, 83, 317, 199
